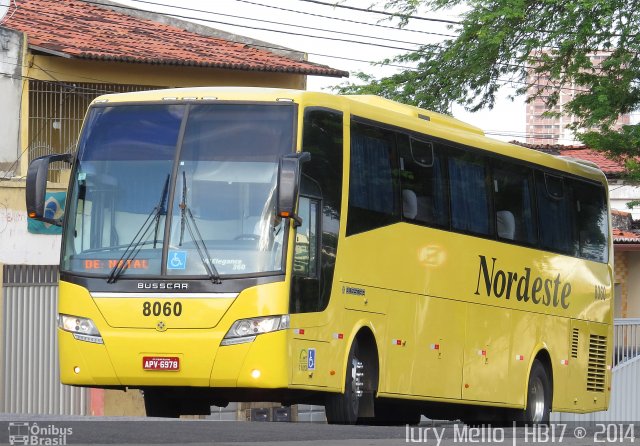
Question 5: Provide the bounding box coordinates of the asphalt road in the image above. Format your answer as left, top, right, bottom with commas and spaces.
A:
0, 414, 637, 445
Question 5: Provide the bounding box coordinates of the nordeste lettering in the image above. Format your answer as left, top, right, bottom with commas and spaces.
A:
474, 255, 570, 309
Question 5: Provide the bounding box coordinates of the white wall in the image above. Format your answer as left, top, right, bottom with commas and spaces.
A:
0, 26, 23, 176
0, 183, 63, 265
609, 182, 640, 220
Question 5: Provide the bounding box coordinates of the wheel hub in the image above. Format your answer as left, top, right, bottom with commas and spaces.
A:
530, 376, 545, 423
352, 359, 364, 397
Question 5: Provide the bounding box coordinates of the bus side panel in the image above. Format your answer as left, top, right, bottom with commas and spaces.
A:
289, 338, 330, 387
560, 320, 611, 413
411, 296, 465, 400
378, 290, 416, 395
461, 304, 512, 403
508, 311, 563, 408
562, 319, 590, 411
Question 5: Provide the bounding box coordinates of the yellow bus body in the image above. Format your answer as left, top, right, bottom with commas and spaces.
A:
56, 88, 613, 416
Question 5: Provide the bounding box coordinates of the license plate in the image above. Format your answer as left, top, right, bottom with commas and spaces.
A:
142, 356, 180, 371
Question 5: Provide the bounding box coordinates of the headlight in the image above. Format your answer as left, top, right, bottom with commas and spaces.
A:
221, 315, 289, 346
58, 314, 103, 344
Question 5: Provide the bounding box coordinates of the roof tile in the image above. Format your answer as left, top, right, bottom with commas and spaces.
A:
512, 142, 626, 175
3, 0, 348, 77
613, 228, 640, 243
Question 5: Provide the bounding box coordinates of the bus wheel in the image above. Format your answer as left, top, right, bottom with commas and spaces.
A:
325, 339, 364, 424
143, 389, 180, 418
518, 360, 551, 425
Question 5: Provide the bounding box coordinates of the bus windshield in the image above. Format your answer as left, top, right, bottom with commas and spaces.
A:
62, 102, 295, 278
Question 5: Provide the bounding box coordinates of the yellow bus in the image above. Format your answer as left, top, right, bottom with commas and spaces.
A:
27, 88, 613, 424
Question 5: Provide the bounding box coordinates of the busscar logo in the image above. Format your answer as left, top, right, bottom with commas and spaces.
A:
474, 255, 571, 309
8, 422, 72, 445
137, 282, 188, 290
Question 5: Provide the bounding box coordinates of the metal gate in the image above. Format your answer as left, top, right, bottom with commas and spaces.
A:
1, 265, 87, 415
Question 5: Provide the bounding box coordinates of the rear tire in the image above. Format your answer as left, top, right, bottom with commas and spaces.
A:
516, 360, 552, 425
143, 389, 180, 418
325, 339, 364, 424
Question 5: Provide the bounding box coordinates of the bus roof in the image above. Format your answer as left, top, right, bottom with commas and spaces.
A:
90, 87, 608, 185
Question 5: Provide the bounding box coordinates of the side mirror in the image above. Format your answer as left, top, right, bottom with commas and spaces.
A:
277, 152, 311, 227
26, 153, 73, 225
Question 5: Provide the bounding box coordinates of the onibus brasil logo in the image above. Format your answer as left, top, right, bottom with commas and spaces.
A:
8, 422, 72, 445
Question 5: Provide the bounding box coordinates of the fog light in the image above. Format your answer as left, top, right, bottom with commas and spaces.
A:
251, 369, 261, 379
74, 366, 80, 374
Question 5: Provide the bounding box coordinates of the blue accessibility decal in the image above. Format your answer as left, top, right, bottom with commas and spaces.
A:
167, 251, 187, 270
307, 348, 316, 371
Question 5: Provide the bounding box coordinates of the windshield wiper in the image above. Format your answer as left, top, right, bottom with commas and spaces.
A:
154, 176, 170, 248
107, 175, 169, 283
179, 171, 222, 284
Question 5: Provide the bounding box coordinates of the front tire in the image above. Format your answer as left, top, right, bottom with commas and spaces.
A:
325, 339, 364, 424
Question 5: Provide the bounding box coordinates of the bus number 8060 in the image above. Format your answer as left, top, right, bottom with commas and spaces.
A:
142, 301, 183, 317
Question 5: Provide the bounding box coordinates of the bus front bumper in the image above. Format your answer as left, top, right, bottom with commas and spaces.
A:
59, 327, 290, 389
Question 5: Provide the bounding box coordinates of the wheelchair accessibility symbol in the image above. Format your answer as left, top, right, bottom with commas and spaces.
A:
167, 251, 187, 270
307, 348, 316, 371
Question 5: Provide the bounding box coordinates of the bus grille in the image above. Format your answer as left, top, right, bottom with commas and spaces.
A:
587, 334, 607, 392
571, 328, 579, 359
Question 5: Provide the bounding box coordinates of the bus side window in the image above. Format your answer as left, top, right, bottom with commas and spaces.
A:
347, 121, 400, 236
291, 196, 321, 313
448, 150, 491, 236
491, 161, 537, 245
570, 179, 608, 262
397, 135, 449, 228
536, 171, 573, 255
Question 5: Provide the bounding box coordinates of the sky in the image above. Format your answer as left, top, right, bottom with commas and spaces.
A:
111, 0, 530, 141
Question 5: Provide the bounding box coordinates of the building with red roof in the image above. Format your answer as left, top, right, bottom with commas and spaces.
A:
1, 0, 347, 77
0, 0, 347, 179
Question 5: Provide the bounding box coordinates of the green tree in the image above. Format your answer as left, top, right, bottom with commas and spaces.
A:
338, 0, 640, 176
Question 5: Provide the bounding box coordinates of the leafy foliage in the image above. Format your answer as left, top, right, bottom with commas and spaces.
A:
337, 0, 640, 173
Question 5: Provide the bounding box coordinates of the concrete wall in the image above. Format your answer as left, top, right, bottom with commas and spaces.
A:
0, 181, 66, 265
0, 27, 24, 176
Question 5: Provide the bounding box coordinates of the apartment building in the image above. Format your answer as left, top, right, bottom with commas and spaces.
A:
525, 54, 631, 144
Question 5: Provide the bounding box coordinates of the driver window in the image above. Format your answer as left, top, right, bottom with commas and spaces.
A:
291, 196, 320, 313
292, 196, 318, 278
